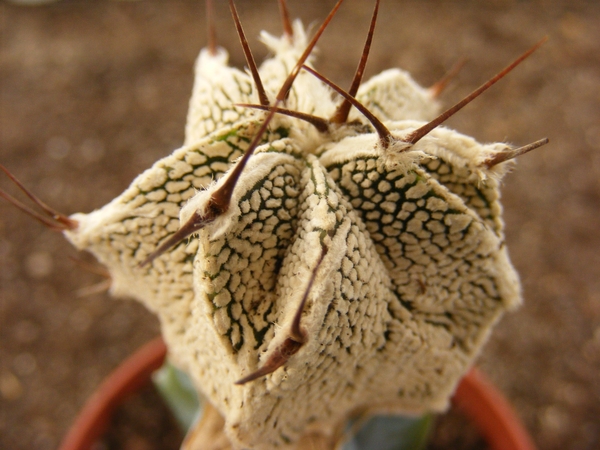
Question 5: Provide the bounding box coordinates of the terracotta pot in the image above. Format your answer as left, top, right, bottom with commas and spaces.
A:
58, 337, 168, 450
58, 337, 537, 450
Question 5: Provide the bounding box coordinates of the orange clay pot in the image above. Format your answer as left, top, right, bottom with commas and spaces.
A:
58, 337, 536, 450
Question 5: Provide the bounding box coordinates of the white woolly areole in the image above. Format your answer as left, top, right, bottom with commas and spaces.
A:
354, 68, 440, 123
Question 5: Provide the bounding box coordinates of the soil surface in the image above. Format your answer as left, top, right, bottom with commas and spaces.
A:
1, 1, 599, 449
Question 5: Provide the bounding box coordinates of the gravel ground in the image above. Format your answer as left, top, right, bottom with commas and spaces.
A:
1, 1, 599, 449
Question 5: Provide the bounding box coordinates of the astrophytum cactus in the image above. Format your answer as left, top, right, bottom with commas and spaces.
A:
1, 0, 549, 449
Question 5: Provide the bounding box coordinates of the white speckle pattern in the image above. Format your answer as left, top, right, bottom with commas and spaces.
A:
64, 20, 522, 450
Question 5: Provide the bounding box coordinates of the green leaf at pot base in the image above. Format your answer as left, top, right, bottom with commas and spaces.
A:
153, 361, 203, 432
342, 414, 433, 450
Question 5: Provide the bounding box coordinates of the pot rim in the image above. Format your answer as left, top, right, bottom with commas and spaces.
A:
57, 337, 536, 450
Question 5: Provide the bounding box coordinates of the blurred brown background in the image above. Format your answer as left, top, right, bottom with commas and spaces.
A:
1, 1, 599, 449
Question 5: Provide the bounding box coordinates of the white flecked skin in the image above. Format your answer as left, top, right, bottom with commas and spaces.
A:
65, 20, 521, 450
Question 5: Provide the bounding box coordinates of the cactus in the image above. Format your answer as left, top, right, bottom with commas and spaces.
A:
1, 1, 548, 449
